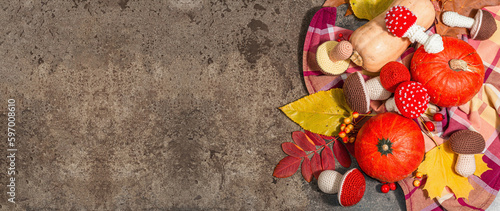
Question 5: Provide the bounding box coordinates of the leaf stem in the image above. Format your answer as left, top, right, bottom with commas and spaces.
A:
305, 139, 336, 157
419, 117, 439, 147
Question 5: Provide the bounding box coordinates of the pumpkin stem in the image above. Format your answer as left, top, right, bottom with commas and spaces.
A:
350, 50, 363, 67
449, 59, 471, 72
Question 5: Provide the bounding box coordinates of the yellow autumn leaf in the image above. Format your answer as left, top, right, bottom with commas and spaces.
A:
350, 0, 394, 20
417, 141, 492, 200
279, 89, 352, 136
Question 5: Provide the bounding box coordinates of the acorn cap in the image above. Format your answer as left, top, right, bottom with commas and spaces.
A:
394, 81, 429, 119
338, 168, 366, 207
449, 130, 486, 154
471, 9, 498, 40
343, 72, 370, 113
385, 5, 417, 38
316, 41, 351, 75
380, 61, 411, 93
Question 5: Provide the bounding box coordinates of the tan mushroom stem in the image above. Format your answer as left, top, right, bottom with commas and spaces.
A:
442, 11, 475, 29
455, 154, 476, 177
365, 76, 391, 101
384, 97, 399, 113
318, 170, 343, 194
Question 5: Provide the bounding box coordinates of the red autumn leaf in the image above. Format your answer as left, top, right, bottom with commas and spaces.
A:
305, 130, 326, 146
282, 142, 307, 158
301, 157, 313, 182
292, 131, 317, 151
344, 142, 356, 157
333, 137, 352, 168
311, 152, 323, 179
321, 145, 336, 171
273, 156, 302, 178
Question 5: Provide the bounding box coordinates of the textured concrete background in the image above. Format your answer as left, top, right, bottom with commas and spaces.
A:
0, 0, 495, 210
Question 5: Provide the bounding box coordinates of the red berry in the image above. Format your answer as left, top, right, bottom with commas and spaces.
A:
336, 38, 342, 42
425, 121, 435, 131
339, 131, 347, 138
338, 33, 343, 38
413, 180, 421, 187
342, 136, 349, 143
381, 184, 390, 193
389, 183, 396, 191
433, 113, 444, 121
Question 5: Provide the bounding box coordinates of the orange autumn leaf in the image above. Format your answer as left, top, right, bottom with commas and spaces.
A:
323, 0, 354, 16
433, 0, 500, 37
417, 141, 491, 200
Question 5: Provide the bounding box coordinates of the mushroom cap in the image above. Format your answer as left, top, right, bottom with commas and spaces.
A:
385, 5, 417, 38
380, 61, 411, 93
338, 168, 366, 207
343, 72, 370, 113
471, 9, 498, 40
394, 81, 429, 119
316, 41, 351, 75
449, 130, 486, 154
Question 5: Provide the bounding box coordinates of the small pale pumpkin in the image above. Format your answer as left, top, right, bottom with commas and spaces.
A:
355, 112, 425, 183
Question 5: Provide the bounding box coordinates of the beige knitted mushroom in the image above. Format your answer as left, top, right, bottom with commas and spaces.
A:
316, 41, 353, 75
343, 72, 391, 113
449, 130, 486, 177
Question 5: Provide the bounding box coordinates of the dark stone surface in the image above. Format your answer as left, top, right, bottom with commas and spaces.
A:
0, 1, 497, 210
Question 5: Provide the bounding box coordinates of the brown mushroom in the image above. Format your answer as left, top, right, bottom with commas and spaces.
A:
449, 130, 486, 177
442, 9, 497, 40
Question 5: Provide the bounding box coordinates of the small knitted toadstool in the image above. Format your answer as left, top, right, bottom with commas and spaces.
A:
449, 130, 486, 177
385, 81, 430, 118
318, 169, 366, 207
343, 72, 391, 113
316, 41, 353, 75
442, 9, 497, 40
385, 5, 444, 53
380, 61, 411, 93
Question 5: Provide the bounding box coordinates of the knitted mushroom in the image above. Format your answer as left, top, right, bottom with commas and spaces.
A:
316, 41, 353, 75
449, 130, 486, 177
385, 81, 430, 118
380, 61, 411, 93
343, 72, 391, 113
442, 9, 497, 41
318, 169, 366, 207
385, 5, 444, 53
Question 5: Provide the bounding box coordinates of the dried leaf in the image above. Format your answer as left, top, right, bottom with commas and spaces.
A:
302, 157, 313, 182
417, 141, 492, 199
311, 152, 323, 179
273, 156, 302, 178
350, 0, 394, 20
345, 7, 354, 16
434, 0, 500, 37
282, 142, 307, 158
323, 0, 349, 8
305, 130, 326, 146
333, 137, 352, 167
292, 131, 317, 151
322, 145, 336, 170
280, 89, 352, 136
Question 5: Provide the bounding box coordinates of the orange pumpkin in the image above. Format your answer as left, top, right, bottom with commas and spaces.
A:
355, 112, 425, 183
411, 36, 485, 107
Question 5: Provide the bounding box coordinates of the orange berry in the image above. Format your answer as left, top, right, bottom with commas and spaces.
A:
415, 172, 424, 178
346, 124, 354, 131
349, 137, 356, 143
342, 136, 349, 143
340, 125, 346, 131
413, 180, 421, 187
352, 111, 359, 118
344, 117, 352, 124
339, 131, 347, 138
344, 128, 351, 134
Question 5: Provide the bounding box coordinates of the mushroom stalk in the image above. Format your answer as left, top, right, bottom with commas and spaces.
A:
455, 154, 476, 177
442, 12, 475, 28
365, 76, 391, 101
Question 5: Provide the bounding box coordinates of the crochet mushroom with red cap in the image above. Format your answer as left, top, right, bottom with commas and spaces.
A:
385, 81, 430, 118
317, 169, 366, 207
380, 61, 411, 93
385, 5, 444, 53
449, 130, 486, 177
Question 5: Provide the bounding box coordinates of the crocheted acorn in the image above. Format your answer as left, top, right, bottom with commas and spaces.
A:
442, 9, 497, 40
385, 5, 444, 53
316, 41, 352, 75
318, 169, 366, 207
449, 130, 486, 177
380, 61, 411, 93
385, 81, 429, 118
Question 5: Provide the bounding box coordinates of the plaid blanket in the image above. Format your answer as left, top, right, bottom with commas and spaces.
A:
302, 5, 500, 211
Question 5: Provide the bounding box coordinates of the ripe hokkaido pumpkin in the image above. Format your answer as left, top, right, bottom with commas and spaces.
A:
411, 37, 485, 107
349, 0, 435, 72
355, 112, 425, 183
